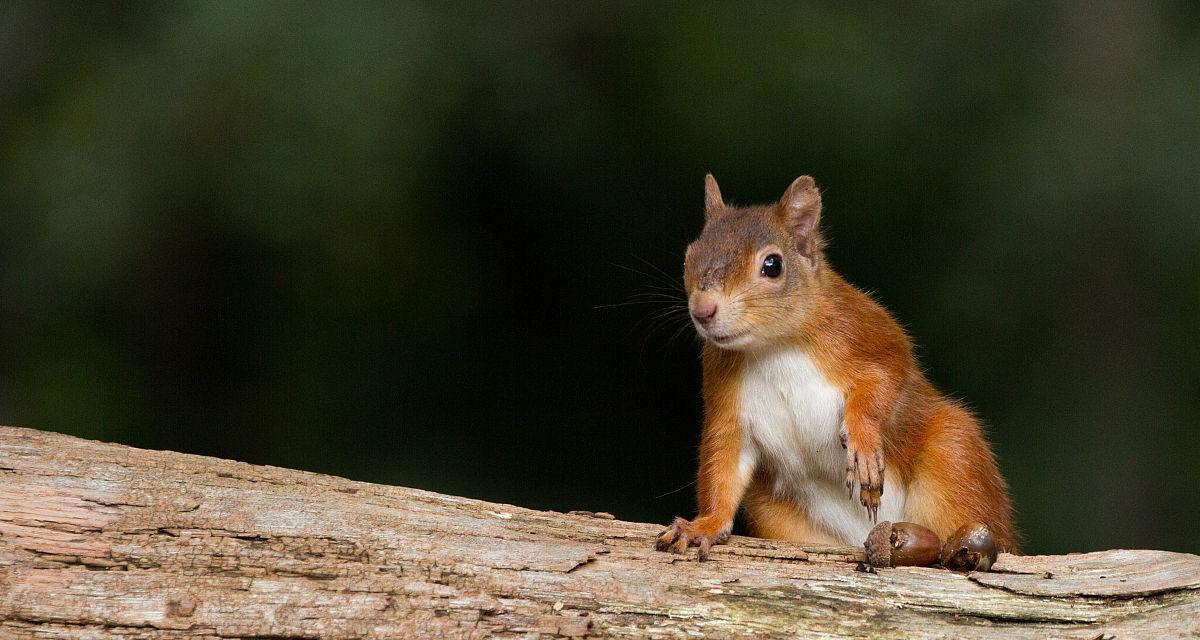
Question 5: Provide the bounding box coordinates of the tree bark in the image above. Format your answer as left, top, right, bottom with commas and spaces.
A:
1, 426, 1197, 639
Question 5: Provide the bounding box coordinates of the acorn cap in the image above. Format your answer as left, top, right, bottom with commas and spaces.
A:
864, 521, 894, 567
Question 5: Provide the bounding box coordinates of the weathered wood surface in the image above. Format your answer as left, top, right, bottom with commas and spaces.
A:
1, 426, 1198, 639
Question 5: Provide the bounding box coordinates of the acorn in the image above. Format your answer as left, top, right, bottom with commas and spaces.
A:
939, 522, 998, 572
863, 521, 941, 568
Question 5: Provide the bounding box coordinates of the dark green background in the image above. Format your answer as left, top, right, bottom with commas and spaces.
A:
2, 2, 1197, 555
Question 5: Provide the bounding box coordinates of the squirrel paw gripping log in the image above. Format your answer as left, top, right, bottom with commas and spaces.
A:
655, 516, 732, 562
653, 174, 1017, 561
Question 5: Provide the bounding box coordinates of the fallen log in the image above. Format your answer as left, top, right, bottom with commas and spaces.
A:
1, 426, 1197, 638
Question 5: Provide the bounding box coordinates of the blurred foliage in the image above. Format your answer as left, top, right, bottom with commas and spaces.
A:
1, 1, 1198, 554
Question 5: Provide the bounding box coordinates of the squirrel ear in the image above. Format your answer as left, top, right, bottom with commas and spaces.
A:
704, 173, 725, 219
778, 175, 822, 261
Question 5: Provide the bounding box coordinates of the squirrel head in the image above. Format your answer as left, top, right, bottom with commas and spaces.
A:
683, 174, 824, 351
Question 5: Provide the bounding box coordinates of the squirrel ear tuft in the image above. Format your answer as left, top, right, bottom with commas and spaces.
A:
704, 173, 725, 219
779, 175, 822, 261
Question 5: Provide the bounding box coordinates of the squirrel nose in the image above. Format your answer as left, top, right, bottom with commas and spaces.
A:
691, 298, 719, 325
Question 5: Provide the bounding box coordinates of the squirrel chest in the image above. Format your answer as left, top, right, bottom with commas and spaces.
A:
738, 347, 908, 543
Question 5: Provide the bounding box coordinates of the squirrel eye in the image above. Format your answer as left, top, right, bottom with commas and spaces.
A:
760, 254, 783, 278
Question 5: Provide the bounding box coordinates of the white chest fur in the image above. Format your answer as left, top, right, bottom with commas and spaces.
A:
738, 347, 906, 544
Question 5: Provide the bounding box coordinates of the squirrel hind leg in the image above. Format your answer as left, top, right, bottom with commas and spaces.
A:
742, 481, 846, 546
904, 442, 1019, 553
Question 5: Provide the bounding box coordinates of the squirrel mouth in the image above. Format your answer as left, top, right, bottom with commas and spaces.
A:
708, 329, 748, 345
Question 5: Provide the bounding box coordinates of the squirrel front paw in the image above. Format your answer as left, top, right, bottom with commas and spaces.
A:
653, 516, 730, 562
841, 427, 885, 522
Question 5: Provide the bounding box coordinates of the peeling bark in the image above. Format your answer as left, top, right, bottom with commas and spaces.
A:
0, 426, 1197, 639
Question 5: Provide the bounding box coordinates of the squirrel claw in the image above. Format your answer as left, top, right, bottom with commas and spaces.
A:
653, 516, 729, 562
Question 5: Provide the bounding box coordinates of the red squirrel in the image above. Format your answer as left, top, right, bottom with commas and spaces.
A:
655, 174, 1016, 560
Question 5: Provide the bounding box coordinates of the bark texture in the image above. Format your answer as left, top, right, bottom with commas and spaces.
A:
1, 426, 1198, 639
